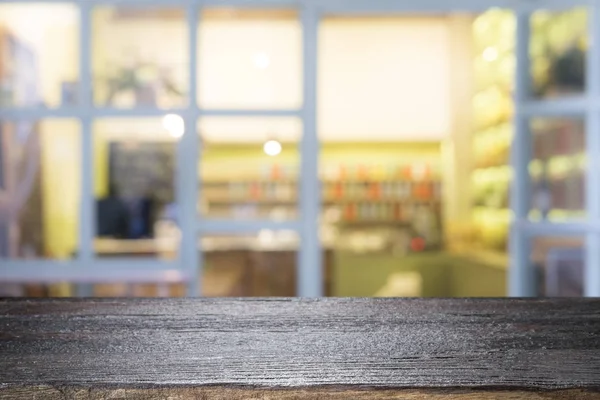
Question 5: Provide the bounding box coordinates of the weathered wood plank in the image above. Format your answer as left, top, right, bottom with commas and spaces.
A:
1, 387, 600, 400
0, 298, 599, 398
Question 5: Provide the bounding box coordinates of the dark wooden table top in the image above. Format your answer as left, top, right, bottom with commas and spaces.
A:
1, 298, 600, 399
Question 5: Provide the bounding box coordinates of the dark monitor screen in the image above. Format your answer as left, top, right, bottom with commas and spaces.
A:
99, 141, 176, 239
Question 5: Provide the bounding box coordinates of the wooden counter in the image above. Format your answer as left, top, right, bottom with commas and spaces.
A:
1, 298, 599, 398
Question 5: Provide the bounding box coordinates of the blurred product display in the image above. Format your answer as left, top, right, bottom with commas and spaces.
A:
530, 8, 587, 98
470, 8, 587, 252
0, 5, 592, 298
471, 9, 515, 252
202, 160, 443, 251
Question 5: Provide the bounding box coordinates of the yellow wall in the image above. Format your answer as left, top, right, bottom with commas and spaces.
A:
40, 120, 80, 258
94, 134, 109, 198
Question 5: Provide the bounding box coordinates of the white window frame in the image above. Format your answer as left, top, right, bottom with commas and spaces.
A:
0, 0, 598, 297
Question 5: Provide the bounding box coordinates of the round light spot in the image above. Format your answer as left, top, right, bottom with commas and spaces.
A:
483, 47, 498, 62
162, 114, 185, 138
263, 140, 282, 156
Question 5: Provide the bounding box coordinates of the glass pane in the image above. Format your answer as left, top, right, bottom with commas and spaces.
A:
0, 119, 80, 259
319, 16, 453, 141
530, 7, 587, 99
318, 15, 450, 290
199, 117, 301, 221
471, 9, 515, 253
93, 118, 180, 258
530, 235, 584, 297
198, 9, 302, 109
92, 7, 188, 108
529, 118, 585, 221
0, 4, 79, 108
323, 151, 445, 298
321, 144, 444, 247
202, 231, 299, 296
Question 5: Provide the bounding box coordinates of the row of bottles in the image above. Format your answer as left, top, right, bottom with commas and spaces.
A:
218, 162, 440, 183
209, 180, 443, 202
340, 203, 439, 222
323, 181, 441, 201
225, 182, 296, 201
322, 163, 437, 182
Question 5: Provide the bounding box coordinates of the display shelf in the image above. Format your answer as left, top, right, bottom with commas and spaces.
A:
205, 198, 297, 204
204, 197, 441, 204
470, 9, 588, 252
202, 182, 442, 203
203, 179, 296, 184
470, 9, 515, 251
201, 160, 443, 248
325, 199, 440, 204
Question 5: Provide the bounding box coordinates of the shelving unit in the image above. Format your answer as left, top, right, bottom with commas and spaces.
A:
201, 161, 443, 248
471, 9, 515, 252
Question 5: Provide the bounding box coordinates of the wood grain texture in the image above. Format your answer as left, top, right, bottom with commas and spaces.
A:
0, 298, 599, 398
1, 387, 600, 400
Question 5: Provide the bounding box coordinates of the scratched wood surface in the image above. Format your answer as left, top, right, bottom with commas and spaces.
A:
0, 298, 599, 399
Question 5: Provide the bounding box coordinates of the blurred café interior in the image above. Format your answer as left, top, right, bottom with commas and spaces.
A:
0, 0, 597, 298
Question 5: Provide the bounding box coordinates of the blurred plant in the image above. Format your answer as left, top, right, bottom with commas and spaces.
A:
550, 45, 585, 92
100, 60, 185, 106
532, 10, 587, 97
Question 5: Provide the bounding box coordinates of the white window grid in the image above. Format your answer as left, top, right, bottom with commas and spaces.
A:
0, 0, 598, 297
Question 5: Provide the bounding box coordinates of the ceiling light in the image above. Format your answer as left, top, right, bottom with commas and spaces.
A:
263, 140, 282, 156
162, 114, 185, 138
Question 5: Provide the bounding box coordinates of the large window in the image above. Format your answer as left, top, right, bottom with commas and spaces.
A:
1, 0, 597, 298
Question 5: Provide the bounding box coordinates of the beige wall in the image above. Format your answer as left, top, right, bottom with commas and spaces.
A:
319, 17, 452, 141
199, 15, 302, 110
